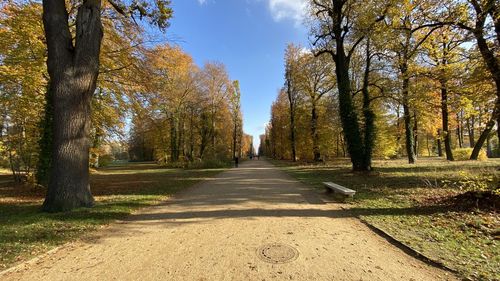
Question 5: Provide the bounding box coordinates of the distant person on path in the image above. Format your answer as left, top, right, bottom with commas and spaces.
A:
257, 154, 260, 160
235, 157, 239, 168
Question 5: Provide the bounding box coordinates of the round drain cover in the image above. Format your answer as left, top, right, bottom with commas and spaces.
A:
257, 243, 299, 264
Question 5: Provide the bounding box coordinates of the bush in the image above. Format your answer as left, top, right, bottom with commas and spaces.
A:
98, 154, 114, 167
452, 148, 487, 161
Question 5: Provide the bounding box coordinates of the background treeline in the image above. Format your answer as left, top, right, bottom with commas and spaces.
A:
0, 1, 248, 184
262, 0, 499, 168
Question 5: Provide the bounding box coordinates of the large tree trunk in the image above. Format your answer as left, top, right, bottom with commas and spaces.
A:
440, 80, 454, 161
471, 107, 497, 159
334, 44, 366, 170
36, 89, 53, 187
469, 23, 500, 159
42, 0, 103, 212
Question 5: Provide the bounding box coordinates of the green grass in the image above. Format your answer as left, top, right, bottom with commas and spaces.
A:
0, 163, 224, 270
272, 157, 500, 281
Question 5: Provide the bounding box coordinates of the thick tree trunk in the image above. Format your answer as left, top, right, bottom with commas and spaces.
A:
42, 0, 103, 212
334, 46, 366, 170
469, 26, 500, 159
36, 89, 53, 187
471, 106, 497, 159
440, 81, 454, 161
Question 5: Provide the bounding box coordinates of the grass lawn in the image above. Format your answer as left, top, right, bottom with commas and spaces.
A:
0, 163, 224, 270
272, 157, 499, 281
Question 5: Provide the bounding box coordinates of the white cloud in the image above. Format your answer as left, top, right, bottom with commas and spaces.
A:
267, 0, 307, 24
198, 0, 207, 5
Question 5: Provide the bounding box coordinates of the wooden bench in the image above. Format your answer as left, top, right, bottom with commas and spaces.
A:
323, 182, 356, 197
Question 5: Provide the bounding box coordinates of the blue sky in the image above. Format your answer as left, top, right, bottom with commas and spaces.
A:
164, 0, 308, 148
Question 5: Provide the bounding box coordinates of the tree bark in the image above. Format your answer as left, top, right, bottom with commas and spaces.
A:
457, 112, 463, 148
466, 14, 500, 159
42, 0, 102, 212
36, 89, 53, 187
470, 108, 497, 159
402, 80, 416, 163
440, 79, 454, 160
400, 59, 416, 164
334, 44, 365, 170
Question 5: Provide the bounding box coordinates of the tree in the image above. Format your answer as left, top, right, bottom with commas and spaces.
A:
446, 0, 499, 159
0, 2, 47, 184
230, 81, 243, 161
284, 44, 301, 162
421, 26, 467, 160
309, 0, 386, 170
295, 51, 336, 161
384, 0, 445, 163
41, 0, 172, 212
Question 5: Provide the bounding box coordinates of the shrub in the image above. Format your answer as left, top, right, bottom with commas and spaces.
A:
452, 148, 487, 161
98, 154, 114, 167
442, 171, 497, 193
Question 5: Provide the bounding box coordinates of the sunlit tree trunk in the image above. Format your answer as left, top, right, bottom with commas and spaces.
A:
42, 0, 102, 212
440, 78, 454, 161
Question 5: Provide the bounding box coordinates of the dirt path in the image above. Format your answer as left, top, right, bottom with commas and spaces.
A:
2, 160, 456, 281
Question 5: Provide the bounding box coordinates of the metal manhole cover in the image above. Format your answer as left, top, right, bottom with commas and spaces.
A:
257, 243, 299, 264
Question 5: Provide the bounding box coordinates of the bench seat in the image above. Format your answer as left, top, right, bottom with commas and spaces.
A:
323, 182, 356, 197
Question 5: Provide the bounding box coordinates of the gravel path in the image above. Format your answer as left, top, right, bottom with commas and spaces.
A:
2, 160, 456, 280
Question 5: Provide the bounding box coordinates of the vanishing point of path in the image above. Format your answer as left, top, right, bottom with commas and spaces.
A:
3, 160, 456, 281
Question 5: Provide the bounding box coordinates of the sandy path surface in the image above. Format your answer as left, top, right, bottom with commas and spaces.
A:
2, 160, 456, 281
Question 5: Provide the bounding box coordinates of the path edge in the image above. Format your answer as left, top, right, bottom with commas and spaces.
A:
0, 167, 229, 277
350, 210, 459, 277
270, 161, 460, 278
